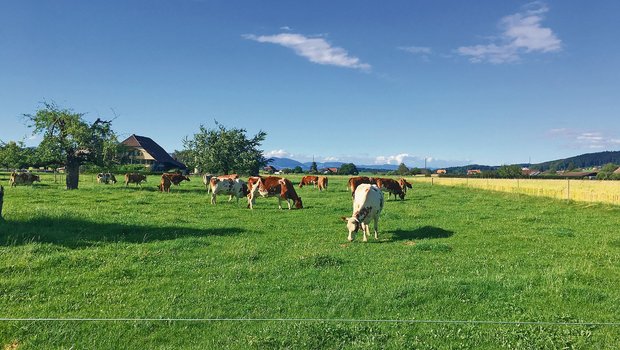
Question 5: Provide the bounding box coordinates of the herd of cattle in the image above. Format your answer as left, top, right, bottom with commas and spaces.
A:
7, 171, 414, 242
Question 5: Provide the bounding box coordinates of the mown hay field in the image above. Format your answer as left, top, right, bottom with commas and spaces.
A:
412, 177, 620, 206
1, 173, 619, 349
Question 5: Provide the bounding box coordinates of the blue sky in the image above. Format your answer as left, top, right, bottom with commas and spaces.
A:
1, 0, 619, 167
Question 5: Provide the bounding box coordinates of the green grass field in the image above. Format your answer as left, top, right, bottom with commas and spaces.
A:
1, 173, 619, 349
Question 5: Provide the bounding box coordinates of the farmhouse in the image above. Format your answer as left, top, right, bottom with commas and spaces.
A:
121, 134, 186, 171
614, 167, 620, 174
562, 171, 599, 179
321, 167, 339, 174
263, 165, 278, 174
467, 169, 481, 176
436, 169, 447, 175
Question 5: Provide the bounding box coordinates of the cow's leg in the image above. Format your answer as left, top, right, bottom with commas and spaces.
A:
277, 197, 283, 210
361, 223, 368, 242
211, 193, 216, 205
373, 216, 379, 240
228, 195, 233, 202
348, 231, 354, 242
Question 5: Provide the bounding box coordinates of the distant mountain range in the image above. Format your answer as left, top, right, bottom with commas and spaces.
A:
267, 157, 400, 171
267, 151, 620, 174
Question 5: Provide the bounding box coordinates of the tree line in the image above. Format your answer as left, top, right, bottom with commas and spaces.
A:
1, 103, 270, 190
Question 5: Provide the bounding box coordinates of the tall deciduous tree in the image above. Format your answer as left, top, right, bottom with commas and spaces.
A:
24, 103, 120, 190
183, 122, 267, 175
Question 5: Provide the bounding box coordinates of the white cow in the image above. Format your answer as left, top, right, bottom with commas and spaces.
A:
210, 178, 248, 205
341, 184, 384, 242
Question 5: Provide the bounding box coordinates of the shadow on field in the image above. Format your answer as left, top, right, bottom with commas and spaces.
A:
390, 226, 454, 240
0, 217, 244, 249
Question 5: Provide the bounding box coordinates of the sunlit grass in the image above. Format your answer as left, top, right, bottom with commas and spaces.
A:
0, 173, 619, 348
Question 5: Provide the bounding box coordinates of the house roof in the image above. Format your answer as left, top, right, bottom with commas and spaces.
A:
562, 171, 598, 178
614, 167, 620, 174
121, 134, 186, 169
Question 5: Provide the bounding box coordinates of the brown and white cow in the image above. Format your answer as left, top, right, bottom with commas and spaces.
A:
299, 175, 319, 188
124, 173, 147, 186
248, 176, 303, 210
341, 184, 384, 242
317, 176, 328, 191
217, 174, 239, 180
347, 176, 375, 198
162, 173, 190, 186
9, 172, 41, 187
159, 175, 172, 192
202, 174, 214, 193
96, 173, 117, 184
210, 178, 248, 204
399, 178, 412, 194
374, 178, 405, 200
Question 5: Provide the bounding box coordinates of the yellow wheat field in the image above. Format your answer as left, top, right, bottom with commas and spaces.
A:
409, 177, 620, 205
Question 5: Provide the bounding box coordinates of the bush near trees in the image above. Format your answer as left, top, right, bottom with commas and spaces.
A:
596, 163, 620, 180
338, 163, 359, 175
293, 166, 303, 174
182, 121, 268, 176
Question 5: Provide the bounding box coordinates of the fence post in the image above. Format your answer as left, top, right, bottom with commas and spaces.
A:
0, 185, 4, 220
567, 179, 570, 201
431, 178, 434, 186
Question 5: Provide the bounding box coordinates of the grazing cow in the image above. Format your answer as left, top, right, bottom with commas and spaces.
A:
317, 176, 328, 191
210, 178, 248, 204
202, 174, 214, 193
299, 175, 319, 188
96, 173, 117, 184
159, 175, 172, 193
399, 178, 412, 194
375, 178, 406, 200
248, 176, 302, 210
162, 173, 190, 186
124, 173, 147, 186
217, 174, 239, 180
347, 176, 376, 198
341, 184, 384, 242
9, 172, 41, 187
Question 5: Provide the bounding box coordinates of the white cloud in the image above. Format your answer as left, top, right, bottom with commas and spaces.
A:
548, 129, 620, 149
280, 26, 292, 31
457, 2, 561, 64
243, 33, 371, 71
265, 149, 294, 158
374, 153, 413, 165
322, 156, 339, 162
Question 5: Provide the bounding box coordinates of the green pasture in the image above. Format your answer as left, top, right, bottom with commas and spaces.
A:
0, 173, 619, 349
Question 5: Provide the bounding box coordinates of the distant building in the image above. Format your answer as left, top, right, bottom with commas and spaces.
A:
436, 169, 447, 175
121, 134, 186, 171
614, 167, 620, 174
467, 169, 481, 176
319, 167, 338, 174
263, 165, 278, 174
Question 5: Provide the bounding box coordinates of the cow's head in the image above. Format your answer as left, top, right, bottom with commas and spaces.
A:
110, 174, 117, 184
183, 176, 190, 182
341, 216, 360, 241
294, 197, 303, 209
33, 175, 41, 182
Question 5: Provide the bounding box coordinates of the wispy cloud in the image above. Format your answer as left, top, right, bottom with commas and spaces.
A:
457, 2, 561, 64
398, 46, 432, 55
243, 33, 371, 71
265, 149, 294, 158
548, 129, 620, 149
279, 26, 292, 31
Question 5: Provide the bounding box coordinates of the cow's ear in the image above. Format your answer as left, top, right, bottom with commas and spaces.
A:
340, 216, 349, 222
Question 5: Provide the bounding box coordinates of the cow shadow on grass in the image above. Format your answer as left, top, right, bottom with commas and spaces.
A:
389, 226, 454, 241
0, 217, 244, 249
